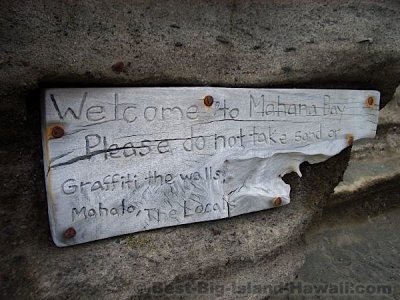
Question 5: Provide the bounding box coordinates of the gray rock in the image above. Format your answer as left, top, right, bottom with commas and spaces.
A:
334, 86, 400, 202
294, 88, 400, 300
0, 0, 399, 299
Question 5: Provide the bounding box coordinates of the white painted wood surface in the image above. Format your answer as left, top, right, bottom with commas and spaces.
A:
42, 88, 380, 246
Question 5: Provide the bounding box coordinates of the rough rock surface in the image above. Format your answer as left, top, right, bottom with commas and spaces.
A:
293, 89, 400, 299
334, 86, 400, 198
295, 187, 400, 300
0, 1, 399, 299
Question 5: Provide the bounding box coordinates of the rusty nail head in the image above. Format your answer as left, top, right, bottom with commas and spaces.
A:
273, 197, 282, 207
64, 227, 76, 239
204, 95, 214, 107
51, 125, 64, 139
346, 134, 354, 146
366, 96, 375, 107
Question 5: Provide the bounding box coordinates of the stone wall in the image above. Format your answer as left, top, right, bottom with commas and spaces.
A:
0, 1, 399, 299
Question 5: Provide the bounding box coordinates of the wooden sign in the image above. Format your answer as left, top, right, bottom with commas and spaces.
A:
42, 88, 379, 246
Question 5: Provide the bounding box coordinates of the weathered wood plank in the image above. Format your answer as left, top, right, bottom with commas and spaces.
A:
41, 88, 380, 246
